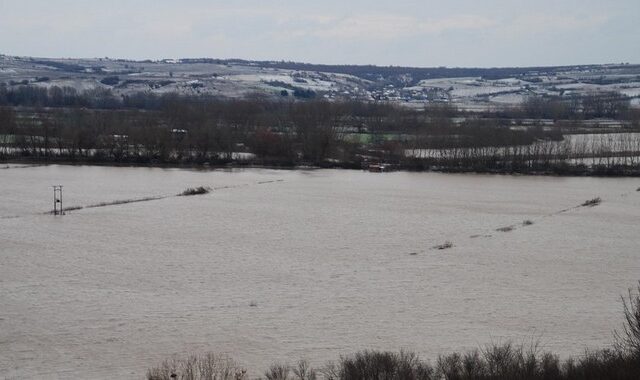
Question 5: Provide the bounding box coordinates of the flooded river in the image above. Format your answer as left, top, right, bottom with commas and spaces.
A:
1, 165, 639, 378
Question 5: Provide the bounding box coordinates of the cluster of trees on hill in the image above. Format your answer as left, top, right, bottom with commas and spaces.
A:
0, 85, 172, 109
1, 83, 637, 123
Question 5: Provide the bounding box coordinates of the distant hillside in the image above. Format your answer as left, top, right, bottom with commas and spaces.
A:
180, 58, 640, 83
1, 54, 639, 109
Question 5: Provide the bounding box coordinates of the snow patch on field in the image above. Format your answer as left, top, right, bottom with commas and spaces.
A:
490, 94, 527, 104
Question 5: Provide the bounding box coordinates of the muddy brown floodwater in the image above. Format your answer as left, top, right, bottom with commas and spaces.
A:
1, 165, 639, 378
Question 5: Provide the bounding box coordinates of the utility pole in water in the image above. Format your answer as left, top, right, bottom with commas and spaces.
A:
52, 185, 63, 215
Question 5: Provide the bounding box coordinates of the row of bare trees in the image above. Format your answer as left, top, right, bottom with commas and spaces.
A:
1, 94, 639, 173
0, 100, 347, 164
404, 133, 640, 172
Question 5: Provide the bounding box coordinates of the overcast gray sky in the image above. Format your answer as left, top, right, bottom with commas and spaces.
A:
1, 0, 638, 67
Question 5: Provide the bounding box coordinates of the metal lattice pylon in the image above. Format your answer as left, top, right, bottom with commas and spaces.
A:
52, 185, 63, 215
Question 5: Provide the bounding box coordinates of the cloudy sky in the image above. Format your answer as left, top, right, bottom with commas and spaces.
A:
1, 0, 638, 67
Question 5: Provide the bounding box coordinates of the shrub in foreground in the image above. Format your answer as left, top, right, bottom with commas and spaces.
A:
147, 353, 246, 380
147, 282, 640, 379
326, 350, 433, 380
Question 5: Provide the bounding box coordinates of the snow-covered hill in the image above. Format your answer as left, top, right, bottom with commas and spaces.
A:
1, 55, 639, 109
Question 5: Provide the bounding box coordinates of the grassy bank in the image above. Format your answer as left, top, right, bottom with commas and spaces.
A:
3, 156, 640, 177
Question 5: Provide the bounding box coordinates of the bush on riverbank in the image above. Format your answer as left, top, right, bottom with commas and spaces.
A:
180, 186, 211, 196
581, 197, 602, 207
147, 283, 640, 380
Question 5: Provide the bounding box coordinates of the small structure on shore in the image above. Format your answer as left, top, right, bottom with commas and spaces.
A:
368, 163, 392, 172
52, 185, 64, 215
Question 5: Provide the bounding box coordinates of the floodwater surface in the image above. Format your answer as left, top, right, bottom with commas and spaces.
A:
1, 165, 639, 379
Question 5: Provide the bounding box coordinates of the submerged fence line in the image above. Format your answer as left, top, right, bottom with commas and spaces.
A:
51, 179, 285, 214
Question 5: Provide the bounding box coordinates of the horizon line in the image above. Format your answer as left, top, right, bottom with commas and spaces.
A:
2, 52, 638, 71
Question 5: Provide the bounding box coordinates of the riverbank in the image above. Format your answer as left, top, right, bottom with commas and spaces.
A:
3, 156, 640, 177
